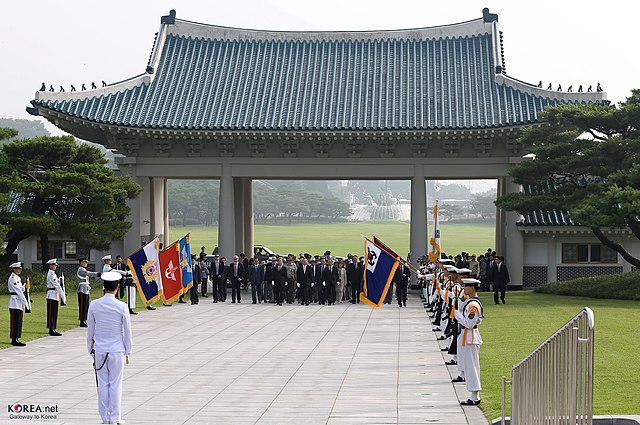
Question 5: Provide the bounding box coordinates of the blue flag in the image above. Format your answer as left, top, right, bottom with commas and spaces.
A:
360, 238, 400, 308
179, 234, 193, 291
127, 238, 163, 305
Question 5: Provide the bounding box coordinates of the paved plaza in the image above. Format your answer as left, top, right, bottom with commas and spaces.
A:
1, 293, 487, 425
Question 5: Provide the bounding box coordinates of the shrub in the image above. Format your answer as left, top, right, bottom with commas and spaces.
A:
535, 271, 640, 301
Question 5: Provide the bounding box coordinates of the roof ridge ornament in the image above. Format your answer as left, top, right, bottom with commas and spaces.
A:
161, 10, 176, 25
482, 8, 498, 23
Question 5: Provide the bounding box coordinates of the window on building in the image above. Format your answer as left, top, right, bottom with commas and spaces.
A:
562, 243, 618, 264
37, 240, 89, 261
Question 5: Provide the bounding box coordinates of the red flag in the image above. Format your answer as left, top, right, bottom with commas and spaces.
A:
159, 241, 183, 303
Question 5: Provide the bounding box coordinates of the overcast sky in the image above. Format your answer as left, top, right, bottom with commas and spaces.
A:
1, 1, 638, 136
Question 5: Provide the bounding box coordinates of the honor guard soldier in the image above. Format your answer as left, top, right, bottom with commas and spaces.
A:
8, 262, 30, 346
455, 278, 484, 406
87, 271, 133, 425
77, 257, 100, 327
46, 259, 66, 336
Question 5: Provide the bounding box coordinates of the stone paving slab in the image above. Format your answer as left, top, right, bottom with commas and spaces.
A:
0, 293, 485, 424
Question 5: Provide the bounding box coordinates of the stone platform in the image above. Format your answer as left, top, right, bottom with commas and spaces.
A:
0, 293, 485, 424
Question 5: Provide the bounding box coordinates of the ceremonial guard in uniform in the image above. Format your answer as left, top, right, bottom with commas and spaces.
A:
285, 257, 297, 304
77, 257, 100, 327
122, 263, 138, 315
8, 262, 29, 346
454, 278, 484, 406
45, 259, 66, 336
102, 254, 113, 273
87, 271, 133, 425
264, 257, 277, 303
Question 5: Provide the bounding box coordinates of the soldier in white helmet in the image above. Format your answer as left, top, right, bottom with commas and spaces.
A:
45, 259, 66, 336
77, 257, 100, 327
87, 271, 132, 425
7, 262, 29, 346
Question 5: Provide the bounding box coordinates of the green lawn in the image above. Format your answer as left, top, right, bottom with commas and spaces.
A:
170, 221, 494, 259
0, 287, 156, 349
477, 290, 639, 420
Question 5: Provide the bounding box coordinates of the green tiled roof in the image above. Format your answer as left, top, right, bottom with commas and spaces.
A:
30, 10, 607, 132
517, 184, 577, 227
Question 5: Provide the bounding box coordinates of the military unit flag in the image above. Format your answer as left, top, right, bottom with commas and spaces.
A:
128, 238, 163, 305
158, 241, 184, 304
179, 234, 193, 292
360, 237, 400, 308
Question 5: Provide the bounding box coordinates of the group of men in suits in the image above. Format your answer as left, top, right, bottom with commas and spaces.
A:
200, 253, 369, 306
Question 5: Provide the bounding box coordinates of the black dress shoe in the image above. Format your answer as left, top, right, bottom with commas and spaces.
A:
451, 376, 465, 382
11, 339, 26, 347
460, 399, 480, 405
438, 336, 446, 340
163, 303, 172, 307
147, 305, 156, 310
201, 294, 209, 298
445, 360, 457, 365
49, 330, 62, 336
502, 299, 506, 304
178, 299, 186, 304
129, 309, 138, 315
252, 301, 257, 304
403, 302, 407, 307
232, 300, 236, 303
441, 347, 449, 352
79, 321, 88, 327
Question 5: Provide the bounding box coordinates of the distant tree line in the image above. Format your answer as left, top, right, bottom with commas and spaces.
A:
168, 180, 351, 226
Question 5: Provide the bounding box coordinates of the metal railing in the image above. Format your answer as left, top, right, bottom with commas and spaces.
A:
502, 307, 595, 425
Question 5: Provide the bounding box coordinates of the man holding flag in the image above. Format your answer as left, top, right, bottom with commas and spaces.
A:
360, 237, 400, 308
127, 238, 163, 307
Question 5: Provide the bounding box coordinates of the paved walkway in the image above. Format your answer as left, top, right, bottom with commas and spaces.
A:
1, 293, 486, 425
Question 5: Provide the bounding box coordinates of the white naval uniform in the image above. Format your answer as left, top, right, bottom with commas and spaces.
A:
46, 269, 66, 303
454, 297, 483, 394
87, 293, 132, 424
8, 272, 28, 310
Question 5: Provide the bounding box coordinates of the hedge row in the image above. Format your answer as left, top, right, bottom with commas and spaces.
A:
535, 271, 640, 301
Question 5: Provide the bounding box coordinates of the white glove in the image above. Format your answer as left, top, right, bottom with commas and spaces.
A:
285, 282, 288, 286
337, 282, 340, 285
311, 283, 315, 287
322, 282, 326, 287
296, 283, 300, 288
271, 281, 275, 286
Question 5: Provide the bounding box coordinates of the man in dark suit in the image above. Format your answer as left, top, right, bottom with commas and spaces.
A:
395, 262, 411, 307
322, 258, 340, 306
190, 256, 200, 305
209, 254, 224, 302
492, 256, 510, 304
296, 257, 313, 305
346, 256, 358, 304
273, 258, 288, 305
240, 253, 249, 290
226, 255, 244, 303
309, 259, 318, 302
316, 257, 327, 304
264, 257, 277, 303
248, 257, 265, 304
485, 255, 495, 293
112, 255, 127, 299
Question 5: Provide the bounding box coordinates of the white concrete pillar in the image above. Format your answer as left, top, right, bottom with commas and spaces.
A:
503, 177, 524, 287
234, 177, 244, 257
218, 163, 235, 259
410, 165, 427, 266
547, 234, 558, 282
495, 178, 506, 255
243, 178, 254, 259
150, 177, 165, 245
139, 177, 151, 244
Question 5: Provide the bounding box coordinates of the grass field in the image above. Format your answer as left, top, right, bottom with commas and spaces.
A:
477, 290, 639, 420
170, 221, 495, 258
